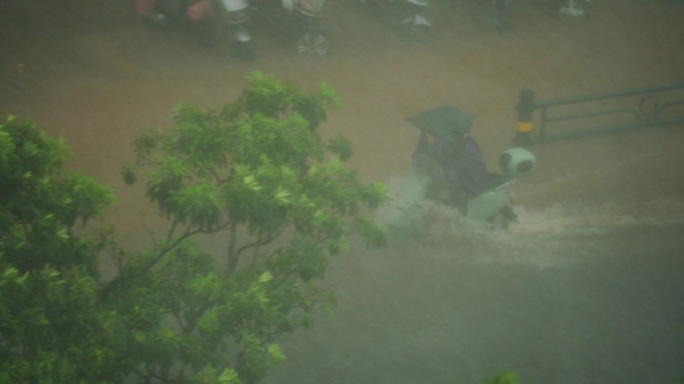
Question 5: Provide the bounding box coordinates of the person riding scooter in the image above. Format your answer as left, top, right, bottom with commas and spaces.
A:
402, 105, 535, 228
409, 106, 490, 213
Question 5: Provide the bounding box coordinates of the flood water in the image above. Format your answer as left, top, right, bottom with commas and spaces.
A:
2, 0, 684, 383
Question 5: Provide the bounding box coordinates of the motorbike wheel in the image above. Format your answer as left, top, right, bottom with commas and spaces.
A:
534, 0, 589, 19
490, 211, 511, 230
232, 41, 253, 61
296, 31, 330, 57
406, 24, 431, 43
141, 12, 169, 26
558, 0, 589, 20
489, 206, 517, 230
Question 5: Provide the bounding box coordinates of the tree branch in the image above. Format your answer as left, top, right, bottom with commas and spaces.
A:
99, 227, 203, 302
165, 219, 178, 242
235, 225, 288, 261
227, 222, 238, 274
140, 212, 157, 244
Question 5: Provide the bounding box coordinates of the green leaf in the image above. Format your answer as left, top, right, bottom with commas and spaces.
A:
57, 228, 69, 240
274, 187, 291, 205
327, 134, 353, 161
483, 371, 522, 384
14, 271, 29, 285
258, 271, 272, 283
243, 175, 261, 192
121, 165, 137, 185
218, 368, 241, 384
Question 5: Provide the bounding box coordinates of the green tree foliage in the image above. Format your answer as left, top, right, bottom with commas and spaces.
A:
0, 116, 117, 383
107, 72, 388, 383
482, 371, 522, 384
0, 74, 386, 384
450, 371, 523, 384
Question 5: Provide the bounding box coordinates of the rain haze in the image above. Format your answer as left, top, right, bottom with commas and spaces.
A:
1, 0, 684, 383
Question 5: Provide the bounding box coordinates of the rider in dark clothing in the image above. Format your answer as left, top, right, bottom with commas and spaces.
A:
429, 134, 488, 196
410, 107, 489, 213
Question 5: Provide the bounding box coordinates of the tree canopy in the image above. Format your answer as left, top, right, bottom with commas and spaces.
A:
0, 72, 388, 384
0, 115, 117, 383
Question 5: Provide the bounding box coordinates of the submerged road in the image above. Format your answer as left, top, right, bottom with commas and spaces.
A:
2, 0, 684, 383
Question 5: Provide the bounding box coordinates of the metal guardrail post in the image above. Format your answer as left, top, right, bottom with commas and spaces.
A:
514, 89, 535, 146
513, 83, 684, 145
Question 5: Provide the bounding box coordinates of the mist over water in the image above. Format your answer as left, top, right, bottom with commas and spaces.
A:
264, 181, 684, 384
262, 162, 684, 384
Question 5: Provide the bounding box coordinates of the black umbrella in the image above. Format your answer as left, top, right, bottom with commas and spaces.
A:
405, 105, 475, 142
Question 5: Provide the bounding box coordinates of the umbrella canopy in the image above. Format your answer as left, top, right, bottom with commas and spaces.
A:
405, 106, 475, 142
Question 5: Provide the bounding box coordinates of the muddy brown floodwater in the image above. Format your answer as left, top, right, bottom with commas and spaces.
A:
2, 0, 684, 383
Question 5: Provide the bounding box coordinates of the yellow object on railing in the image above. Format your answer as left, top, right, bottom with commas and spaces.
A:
517, 121, 532, 133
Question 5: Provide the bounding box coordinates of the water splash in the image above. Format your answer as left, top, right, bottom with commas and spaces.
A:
375, 175, 684, 270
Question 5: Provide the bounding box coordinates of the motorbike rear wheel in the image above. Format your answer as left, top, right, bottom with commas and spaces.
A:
534, 0, 589, 19
405, 23, 431, 42
296, 31, 331, 57
231, 41, 253, 61
489, 206, 517, 230
490, 212, 510, 230
558, 0, 589, 19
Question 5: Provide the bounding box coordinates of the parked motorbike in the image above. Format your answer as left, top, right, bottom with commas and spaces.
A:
535, 0, 590, 18
445, 0, 511, 34
359, 0, 431, 42
404, 106, 536, 228
250, 0, 330, 57
135, 0, 252, 58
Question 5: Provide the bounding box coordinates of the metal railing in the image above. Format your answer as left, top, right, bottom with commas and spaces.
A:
514, 82, 684, 145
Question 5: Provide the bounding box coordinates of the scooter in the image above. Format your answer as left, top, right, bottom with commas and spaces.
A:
135, 0, 252, 58
403, 106, 536, 228
359, 0, 431, 42
407, 147, 535, 227
250, 0, 330, 57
